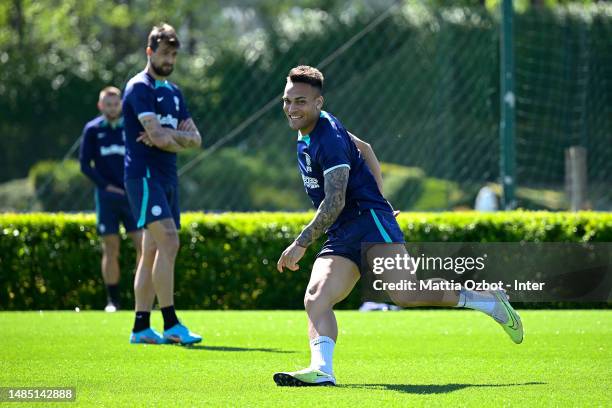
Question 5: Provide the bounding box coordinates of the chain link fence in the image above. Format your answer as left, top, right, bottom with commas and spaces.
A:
4, 2, 611, 212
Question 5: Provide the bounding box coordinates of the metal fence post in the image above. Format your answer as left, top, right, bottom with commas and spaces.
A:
500, 0, 517, 209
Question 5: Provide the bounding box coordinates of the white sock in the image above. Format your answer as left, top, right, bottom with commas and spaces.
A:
309, 336, 335, 375
456, 288, 496, 315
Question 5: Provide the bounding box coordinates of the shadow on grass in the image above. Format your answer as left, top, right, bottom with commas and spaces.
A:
340, 382, 546, 394
181, 345, 297, 353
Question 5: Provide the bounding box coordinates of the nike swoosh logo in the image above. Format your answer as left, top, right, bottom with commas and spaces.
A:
497, 293, 519, 330
157, 97, 164, 102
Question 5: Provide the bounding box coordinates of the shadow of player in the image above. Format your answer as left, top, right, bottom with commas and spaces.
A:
340, 381, 546, 394
179, 344, 296, 353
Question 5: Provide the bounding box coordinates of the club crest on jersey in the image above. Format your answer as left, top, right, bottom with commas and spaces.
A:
174, 96, 180, 112
302, 174, 320, 189
157, 113, 178, 129
304, 153, 312, 172
97, 132, 105, 139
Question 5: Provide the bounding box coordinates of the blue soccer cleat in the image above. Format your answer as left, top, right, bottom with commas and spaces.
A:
163, 323, 202, 345
129, 327, 167, 345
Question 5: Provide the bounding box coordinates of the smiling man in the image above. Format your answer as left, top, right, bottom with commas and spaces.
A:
273, 66, 523, 387
122, 23, 202, 345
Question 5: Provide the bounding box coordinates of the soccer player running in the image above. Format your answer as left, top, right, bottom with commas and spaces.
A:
274, 66, 523, 386
79, 86, 142, 313
122, 23, 202, 345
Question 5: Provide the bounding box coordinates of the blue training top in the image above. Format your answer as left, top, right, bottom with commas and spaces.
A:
122, 70, 190, 185
296, 111, 393, 233
79, 115, 127, 200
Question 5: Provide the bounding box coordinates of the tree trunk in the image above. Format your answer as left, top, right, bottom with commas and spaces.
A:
10, 0, 25, 47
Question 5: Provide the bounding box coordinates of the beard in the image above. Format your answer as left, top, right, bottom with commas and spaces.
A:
151, 61, 174, 77
105, 111, 122, 121
287, 117, 301, 130
286, 113, 312, 131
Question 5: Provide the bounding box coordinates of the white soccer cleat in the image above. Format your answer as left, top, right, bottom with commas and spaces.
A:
491, 290, 524, 344
104, 303, 117, 313
273, 367, 336, 386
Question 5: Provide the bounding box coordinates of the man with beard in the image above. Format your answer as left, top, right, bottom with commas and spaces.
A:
122, 23, 202, 345
79, 86, 142, 312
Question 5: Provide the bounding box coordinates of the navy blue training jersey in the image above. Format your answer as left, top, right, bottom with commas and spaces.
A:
122, 70, 190, 184
79, 115, 127, 199
296, 111, 393, 232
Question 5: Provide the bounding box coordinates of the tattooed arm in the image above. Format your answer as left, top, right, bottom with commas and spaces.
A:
174, 118, 202, 148
295, 166, 349, 247
277, 166, 349, 272
137, 114, 201, 152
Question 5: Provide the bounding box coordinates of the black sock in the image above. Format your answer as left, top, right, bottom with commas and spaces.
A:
106, 284, 120, 307
161, 305, 179, 330
133, 311, 151, 333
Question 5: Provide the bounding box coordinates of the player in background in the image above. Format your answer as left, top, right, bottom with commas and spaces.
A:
79, 86, 142, 312
274, 66, 523, 386
122, 23, 202, 345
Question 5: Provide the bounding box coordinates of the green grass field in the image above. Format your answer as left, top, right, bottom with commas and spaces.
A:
1, 310, 610, 407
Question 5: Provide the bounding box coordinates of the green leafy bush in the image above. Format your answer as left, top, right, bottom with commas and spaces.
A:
381, 163, 425, 210
29, 160, 93, 212
0, 178, 35, 211
1, 211, 610, 310
179, 148, 308, 211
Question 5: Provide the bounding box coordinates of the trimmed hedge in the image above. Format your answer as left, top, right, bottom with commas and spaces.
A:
1, 211, 611, 310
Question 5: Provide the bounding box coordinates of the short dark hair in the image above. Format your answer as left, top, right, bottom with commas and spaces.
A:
99, 86, 121, 100
147, 23, 180, 51
287, 65, 324, 92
